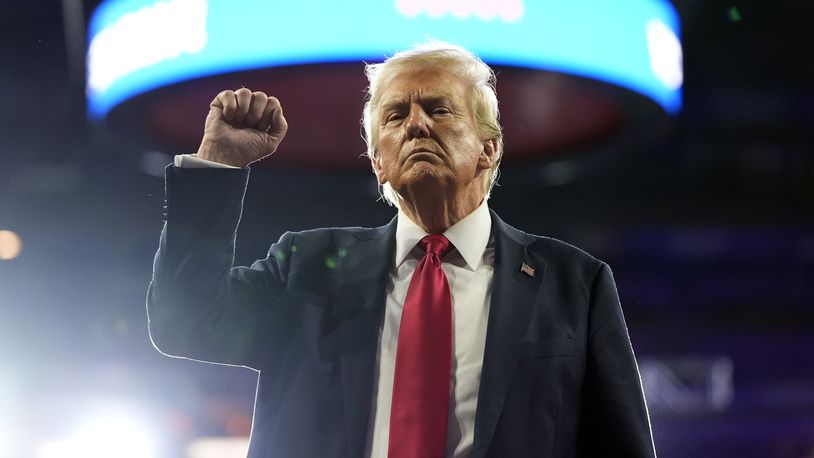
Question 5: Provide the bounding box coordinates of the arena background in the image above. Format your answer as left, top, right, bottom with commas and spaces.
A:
1, 1, 812, 456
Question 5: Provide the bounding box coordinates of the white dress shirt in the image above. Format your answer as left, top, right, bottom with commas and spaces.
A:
365, 200, 494, 458
175, 154, 239, 169
175, 154, 495, 457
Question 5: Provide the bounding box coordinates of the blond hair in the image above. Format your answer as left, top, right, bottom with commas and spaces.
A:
362, 41, 504, 206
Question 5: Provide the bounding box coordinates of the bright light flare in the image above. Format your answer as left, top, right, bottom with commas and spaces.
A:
0, 230, 22, 260
0, 377, 21, 456
37, 408, 159, 458
646, 18, 683, 90
87, 0, 208, 94
187, 437, 250, 458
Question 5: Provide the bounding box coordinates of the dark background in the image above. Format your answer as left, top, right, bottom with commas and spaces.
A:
1, 1, 812, 457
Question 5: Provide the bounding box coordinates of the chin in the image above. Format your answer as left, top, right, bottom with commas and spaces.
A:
403, 161, 443, 180
397, 165, 454, 193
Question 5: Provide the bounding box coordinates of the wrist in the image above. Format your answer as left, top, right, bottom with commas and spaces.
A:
196, 141, 241, 167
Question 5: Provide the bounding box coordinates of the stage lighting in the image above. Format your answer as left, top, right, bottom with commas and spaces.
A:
37, 409, 159, 458
0, 230, 22, 260
87, 0, 682, 118
187, 437, 250, 458
87, 0, 682, 166
0, 379, 13, 455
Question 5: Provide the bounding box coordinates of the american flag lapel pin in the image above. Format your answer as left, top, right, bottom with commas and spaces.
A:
520, 262, 535, 278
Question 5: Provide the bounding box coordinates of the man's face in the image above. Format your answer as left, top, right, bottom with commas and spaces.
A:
372, 65, 497, 203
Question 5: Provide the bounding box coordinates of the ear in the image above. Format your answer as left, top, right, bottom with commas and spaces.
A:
477, 138, 499, 171
371, 152, 388, 185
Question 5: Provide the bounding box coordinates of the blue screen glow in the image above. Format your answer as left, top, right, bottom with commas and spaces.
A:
87, 0, 682, 118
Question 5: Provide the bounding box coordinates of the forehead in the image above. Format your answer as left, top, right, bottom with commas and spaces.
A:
377, 65, 469, 105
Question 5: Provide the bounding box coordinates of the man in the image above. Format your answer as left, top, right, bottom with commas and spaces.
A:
148, 42, 656, 457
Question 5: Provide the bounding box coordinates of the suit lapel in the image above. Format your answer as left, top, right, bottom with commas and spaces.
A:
473, 211, 548, 457
330, 212, 546, 456
335, 218, 397, 457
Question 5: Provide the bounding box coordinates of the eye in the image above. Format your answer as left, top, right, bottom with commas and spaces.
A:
432, 107, 452, 116
385, 112, 404, 123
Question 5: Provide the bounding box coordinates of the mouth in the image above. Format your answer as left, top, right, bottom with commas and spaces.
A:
404, 147, 439, 163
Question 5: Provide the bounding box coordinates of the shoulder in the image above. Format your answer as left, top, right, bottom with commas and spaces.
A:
267, 221, 395, 292
269, 220, 395, 261
493, 213, 611, 302
492, 210, 603, 269
285, 223, 391, 246
529, 234, 603, 267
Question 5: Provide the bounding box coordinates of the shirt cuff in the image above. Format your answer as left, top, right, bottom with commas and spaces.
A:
174, 154, 241, 169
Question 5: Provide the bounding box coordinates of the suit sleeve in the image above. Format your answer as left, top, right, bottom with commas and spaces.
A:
577, 262, 656, 457
146, 165, 292, 370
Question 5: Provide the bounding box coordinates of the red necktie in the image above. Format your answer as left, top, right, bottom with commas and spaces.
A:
389, 234, 453, 458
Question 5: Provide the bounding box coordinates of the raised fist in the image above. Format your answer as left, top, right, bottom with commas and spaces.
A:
196, 88, 288, 167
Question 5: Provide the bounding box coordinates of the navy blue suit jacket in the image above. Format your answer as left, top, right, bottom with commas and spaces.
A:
148, 166, 656, 457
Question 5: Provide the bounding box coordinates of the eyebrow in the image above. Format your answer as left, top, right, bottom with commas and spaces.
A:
379, 94, 456, 113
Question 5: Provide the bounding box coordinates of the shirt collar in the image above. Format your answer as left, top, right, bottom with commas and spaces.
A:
394, 199, 492, 271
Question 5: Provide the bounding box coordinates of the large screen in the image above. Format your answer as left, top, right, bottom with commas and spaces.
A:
87, 0, 682, 118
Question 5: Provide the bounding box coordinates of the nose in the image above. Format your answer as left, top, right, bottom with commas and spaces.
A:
405, 103, 431, 139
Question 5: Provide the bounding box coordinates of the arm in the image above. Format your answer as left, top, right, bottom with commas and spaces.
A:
578, 263, 656, 457
147, 166, 294, 368
146, 88, 289, 369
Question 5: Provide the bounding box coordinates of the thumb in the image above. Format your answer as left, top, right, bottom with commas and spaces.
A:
264, 102, 288, 140
207, 98, 225, 122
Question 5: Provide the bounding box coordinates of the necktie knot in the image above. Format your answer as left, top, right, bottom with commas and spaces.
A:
419, 234, 452, 258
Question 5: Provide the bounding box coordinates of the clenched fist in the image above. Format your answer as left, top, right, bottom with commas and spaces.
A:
196, 88, 288, 167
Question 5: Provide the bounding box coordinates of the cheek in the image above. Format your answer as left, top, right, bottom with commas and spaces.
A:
377, 133, 401, 168
447, 129, 483, 163
379, 127, 401, 147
